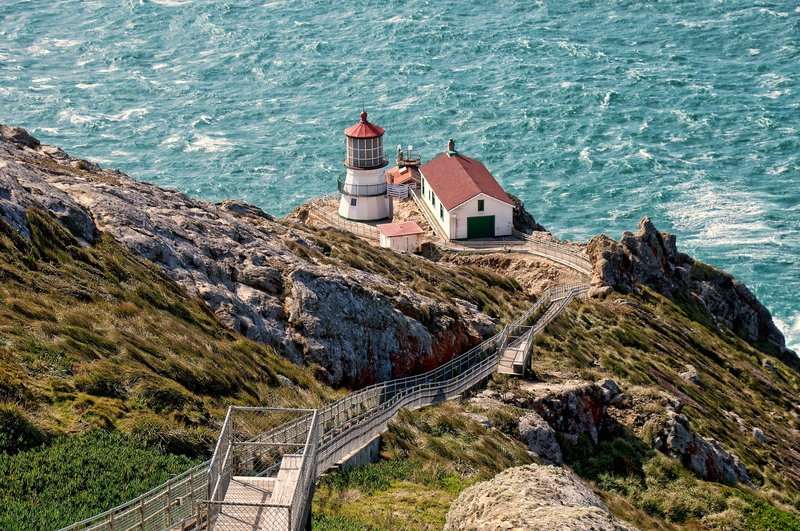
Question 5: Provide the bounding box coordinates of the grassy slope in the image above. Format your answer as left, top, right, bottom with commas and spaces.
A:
287, 226, 531, 324
532, 290, 800, 529
312, 402, 532, 530
312, 289, 800, 530
0, 208, 337, 528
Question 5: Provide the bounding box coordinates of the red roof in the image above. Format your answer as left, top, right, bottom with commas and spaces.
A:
344, 111, 385, 138
376, 221, 424, 237
420, 152, 514, 210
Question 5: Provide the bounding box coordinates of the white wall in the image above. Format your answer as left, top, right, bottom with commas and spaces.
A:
379, 233, 421, 253
420, 175, 513, 239
339, 166, 390, 221
420, 176, 453, 239
450, 193, 513, 239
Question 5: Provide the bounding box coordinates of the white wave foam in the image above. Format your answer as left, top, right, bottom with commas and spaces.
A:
666, 180, 777, 247
185, 133, 233, 153
57, 107, 148, 125
76, 83, 102, 89
106, 108, 149, 122
151, 0, 191, 6
759, 8, 788, 18
761, 90, 787, 99
36, 127, 60, 135
774, 314, 800, 353
52, 39, 80, 48
579, 147, 592, 167
600, 90, 614, 111
161, 134, 183, 148
748, 48, 760, 56
58, 110, 95, 125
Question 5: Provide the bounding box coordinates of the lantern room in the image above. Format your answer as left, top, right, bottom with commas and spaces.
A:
344, 111, 387, 169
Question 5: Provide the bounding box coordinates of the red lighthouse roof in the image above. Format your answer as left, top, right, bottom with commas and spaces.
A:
344, 111, 385, 138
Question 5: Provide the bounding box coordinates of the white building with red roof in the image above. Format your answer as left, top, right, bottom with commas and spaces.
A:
419, 140, 514, 239
376, 221, 424, 253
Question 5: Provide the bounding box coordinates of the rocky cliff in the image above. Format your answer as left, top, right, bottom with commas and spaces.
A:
587, 216, 794, 363
0, 124, 525, 387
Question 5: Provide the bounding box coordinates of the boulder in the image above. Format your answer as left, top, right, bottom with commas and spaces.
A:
678, 364, 701, 384
517, 412, 563, 465
530, 382, 607, 444
596, 378, 622, 403
653, 411, 752, 486
444, 464, 638, 531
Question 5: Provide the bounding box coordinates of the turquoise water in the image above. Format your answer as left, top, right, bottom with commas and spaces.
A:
1, 1, 798, 350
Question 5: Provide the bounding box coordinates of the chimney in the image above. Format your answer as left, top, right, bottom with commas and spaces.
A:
447, 138, 456, 155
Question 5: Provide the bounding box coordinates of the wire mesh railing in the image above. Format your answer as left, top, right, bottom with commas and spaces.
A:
59, 461, 210, 531
310, 206, 381, 240
201, 407, 319, 531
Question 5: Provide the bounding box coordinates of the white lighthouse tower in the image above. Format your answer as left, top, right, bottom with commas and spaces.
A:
338, 111, 391, 221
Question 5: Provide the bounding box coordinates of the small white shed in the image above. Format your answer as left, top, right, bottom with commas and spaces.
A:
376, 221, 424, 253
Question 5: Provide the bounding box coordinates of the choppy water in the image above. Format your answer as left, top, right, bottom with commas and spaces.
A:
1, 1, 798, 350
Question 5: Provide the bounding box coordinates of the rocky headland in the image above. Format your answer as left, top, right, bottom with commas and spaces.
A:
2, 124, 799, 530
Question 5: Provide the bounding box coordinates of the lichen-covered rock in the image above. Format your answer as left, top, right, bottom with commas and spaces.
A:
587, 216, 793, 360
653, 410, 752, 486
596, 378, 622, 403
444, 464, 638, 531
517, 412, 563, 465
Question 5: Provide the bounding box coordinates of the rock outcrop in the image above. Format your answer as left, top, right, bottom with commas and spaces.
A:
587, 217, 792, 359
0, 125, 496, 387
444, 464, 638, 531
653, 410, 753, 486
528, 382, 608, 444
517, 412, 563, 465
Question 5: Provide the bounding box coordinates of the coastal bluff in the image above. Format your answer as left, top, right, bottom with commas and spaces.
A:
0, 124, 510, 387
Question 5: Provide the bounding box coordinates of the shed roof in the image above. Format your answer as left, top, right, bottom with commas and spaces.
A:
386, 165, 420, 185
420, 152, 514, 211
344, 111, 385, 138
376, 221, 425, 237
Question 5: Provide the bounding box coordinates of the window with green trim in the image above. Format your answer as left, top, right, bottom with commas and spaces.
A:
440, 204, 444, 220
478, 199, 485, 211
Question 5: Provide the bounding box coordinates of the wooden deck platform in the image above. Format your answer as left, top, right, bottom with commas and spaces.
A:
497, 327, 535, 375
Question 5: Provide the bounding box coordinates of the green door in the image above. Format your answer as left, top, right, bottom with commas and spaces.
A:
467, 215, 495, 239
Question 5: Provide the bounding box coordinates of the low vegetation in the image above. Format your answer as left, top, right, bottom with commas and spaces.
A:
312, 402, 531, 530
533, 290, 800, 528
0, 431, 201, 530
0, 208, 338, 528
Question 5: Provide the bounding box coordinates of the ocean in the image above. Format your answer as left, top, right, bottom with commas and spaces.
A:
1, 1, 798, 350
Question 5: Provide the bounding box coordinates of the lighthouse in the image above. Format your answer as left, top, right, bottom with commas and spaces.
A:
338, 111, 391, 221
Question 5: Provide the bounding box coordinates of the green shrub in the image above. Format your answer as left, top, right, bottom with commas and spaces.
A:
0, 431, 200, 530
0, 404, 46, 453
